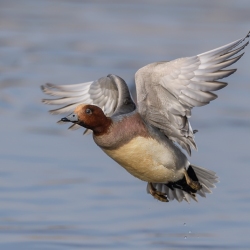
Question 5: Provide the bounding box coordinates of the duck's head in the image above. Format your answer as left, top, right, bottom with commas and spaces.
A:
61, 104, 112, 136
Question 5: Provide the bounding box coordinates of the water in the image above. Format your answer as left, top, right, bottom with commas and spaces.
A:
0, 0, 250, 249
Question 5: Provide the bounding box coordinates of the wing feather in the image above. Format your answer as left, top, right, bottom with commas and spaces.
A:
136, 32, 249, 154
188, 81, 227, 91
42, 74, 136, 131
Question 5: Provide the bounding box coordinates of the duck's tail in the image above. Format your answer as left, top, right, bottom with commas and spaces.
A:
147, 165, 218, 203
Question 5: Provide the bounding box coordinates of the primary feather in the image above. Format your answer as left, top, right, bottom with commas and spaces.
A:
135, 32, 249, 155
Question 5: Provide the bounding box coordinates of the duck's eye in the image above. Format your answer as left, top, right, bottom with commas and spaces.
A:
85, 108, 92, 114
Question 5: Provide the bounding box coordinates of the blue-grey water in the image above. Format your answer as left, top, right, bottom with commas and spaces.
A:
0, 1, 250, 249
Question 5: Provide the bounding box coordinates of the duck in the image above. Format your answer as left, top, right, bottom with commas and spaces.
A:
42, 32, 249, 203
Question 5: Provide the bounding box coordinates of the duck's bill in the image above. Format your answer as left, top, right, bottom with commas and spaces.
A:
61, 117, 70, 122
60, 113, 79, 123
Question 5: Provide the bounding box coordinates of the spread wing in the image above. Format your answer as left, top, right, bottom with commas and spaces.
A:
135, 32, 249, 155
42, 74, 136, 131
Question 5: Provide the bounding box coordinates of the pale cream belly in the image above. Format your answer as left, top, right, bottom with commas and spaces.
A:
102, 136, 186, 183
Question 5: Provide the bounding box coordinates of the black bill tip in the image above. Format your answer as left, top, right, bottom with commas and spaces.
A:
61, 117, 70, 122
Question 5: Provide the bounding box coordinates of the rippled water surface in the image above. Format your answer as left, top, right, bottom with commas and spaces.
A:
1, 1, 250, 249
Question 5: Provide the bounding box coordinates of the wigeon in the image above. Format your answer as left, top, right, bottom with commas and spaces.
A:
42, 32, 249, 203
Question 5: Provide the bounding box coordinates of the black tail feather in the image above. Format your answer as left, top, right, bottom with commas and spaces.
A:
148, 164, 218, 202
165, 165, 199, 195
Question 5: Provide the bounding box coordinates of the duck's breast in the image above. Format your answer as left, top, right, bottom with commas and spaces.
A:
102, 135, 187, 183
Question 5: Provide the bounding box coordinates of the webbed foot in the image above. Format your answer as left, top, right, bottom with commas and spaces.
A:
184, 170, 202, 191
148, 182, 169, 202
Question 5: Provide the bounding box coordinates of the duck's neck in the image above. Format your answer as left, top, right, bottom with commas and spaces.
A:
92, 117, 112, 136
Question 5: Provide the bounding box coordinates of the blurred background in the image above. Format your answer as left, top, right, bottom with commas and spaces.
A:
0, 0, 250, 249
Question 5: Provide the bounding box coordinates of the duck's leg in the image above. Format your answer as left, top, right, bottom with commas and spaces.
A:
148, 182, 169, 202
183, 170, 202, 191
